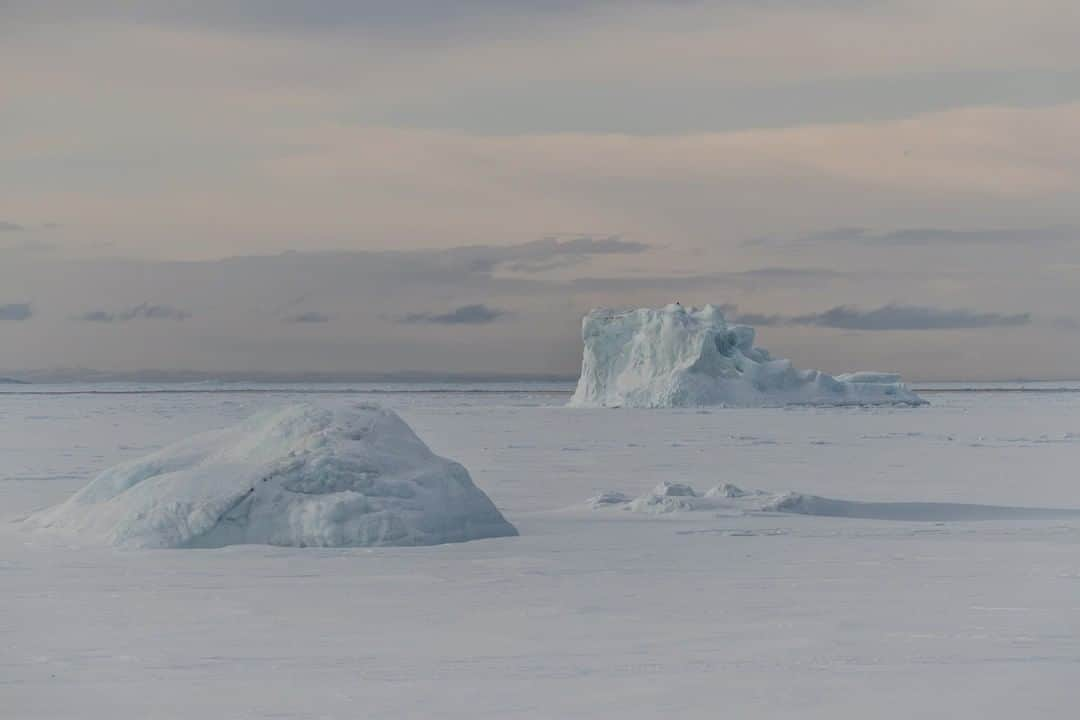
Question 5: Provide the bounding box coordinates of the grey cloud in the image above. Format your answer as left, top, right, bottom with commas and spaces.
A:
181, 237, 635, 302
401, 304, 508, 325
0, 237, 636, 339
717, 303, 1032, 330
444, 235, 646, 275
740, 267, 845, 280
77, 303, 190, 323
131, 304, 189, 320
12, 6, 1075, 138
873, 227, 1076, 247
502, 236, 647, 273
374, 63, 1080, 135
3, 1, 865, 30
790, 305, 1031, 330
78, 310, 116, 323
571, 267, 844, 292
1052, 317, 1080, 331
0, 303, 33, 321
503, 256, 586, 273
728, 312, 788, 327
0, 237, 56, 256
284, 311, 330, 324
1, 1, 609, 35
0, 219, 60, 256
752, 225, 1078, 248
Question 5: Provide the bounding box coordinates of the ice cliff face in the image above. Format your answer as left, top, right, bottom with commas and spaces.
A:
28, 402, 517, 548
569, 304, 925, 408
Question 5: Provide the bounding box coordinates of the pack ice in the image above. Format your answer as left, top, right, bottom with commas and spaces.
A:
569, 304, 925, 408
27, 402, 518, 548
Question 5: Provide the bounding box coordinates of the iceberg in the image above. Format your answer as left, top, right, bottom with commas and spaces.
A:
569, 304, 925, 408
27, 402, 517, 548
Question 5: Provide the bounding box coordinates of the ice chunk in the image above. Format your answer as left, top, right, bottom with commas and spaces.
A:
569, 304, 926, 408
626, 481, 702, 513
27, 402, 517, 548
652, 481, 697, 497
586, 490, 632, 508
705, 483, 751, 499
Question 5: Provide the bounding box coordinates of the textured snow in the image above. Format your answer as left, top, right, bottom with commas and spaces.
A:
26, 401, 516, 548
570, 303, 925, 407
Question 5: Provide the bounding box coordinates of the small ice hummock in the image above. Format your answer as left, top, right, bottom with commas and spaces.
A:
27, 402, 517, 549
586, 490, 633, 509
569, 304, 925, 408
626, 481, 699, 513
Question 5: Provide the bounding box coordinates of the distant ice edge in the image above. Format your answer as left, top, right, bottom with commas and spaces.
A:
569, 304, 926, 408
26, 402, 518, 549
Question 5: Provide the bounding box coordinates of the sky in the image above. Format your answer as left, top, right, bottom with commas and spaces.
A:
2, 0, 1079, 380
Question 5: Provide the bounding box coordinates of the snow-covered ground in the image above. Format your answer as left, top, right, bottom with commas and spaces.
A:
3, 384, 1080, 718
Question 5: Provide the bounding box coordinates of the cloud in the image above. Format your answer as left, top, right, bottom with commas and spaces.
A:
1, 1, 596, 36
728, 312, 788, 327
752, 225, 1078, 248
76, 303, 190, 323
0, 303, 33, 321
202, 238, 638, 299
436, 236, 646, 275
869, 227, 1075, 247
789, 305, 1031, 330
401, 303, 508, 325
283, 311, 330, 324
0, 237, 56, 256
571, 267, 845, 292
1052, 317, 1080, 331
500, 236, 647, 273
0, 221, 25, 232
715, 303, 1032, 330
247, 238, 642, 290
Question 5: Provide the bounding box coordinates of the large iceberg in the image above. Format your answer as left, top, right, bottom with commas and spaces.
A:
27, 402, 517, 548
569, 304, 924, 407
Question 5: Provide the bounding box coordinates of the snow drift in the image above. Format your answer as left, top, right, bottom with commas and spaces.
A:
569, 304, 925, 408
27, 402, 517, 548
592, 481, 772, 515
590, 482, 1080, 521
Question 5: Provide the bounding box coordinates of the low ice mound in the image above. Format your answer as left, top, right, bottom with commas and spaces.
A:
591, 484, 1080, 522
586, 490, 632, 509
569, 304, 924, 408
705, 483, 761, 499
27, 402, 517, 548
762, 492, 1080, 522
608, 482, 770, 515
626, 481, 702, 513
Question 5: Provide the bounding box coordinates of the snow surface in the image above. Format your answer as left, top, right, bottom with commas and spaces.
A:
24, 401, 516, 548
4, 384, 1080, 718
570, 303, 925, 407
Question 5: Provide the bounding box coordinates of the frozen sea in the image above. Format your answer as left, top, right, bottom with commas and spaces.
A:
3, 382, 1080, 718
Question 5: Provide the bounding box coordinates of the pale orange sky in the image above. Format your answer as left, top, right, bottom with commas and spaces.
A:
2, 1, 1079, 379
